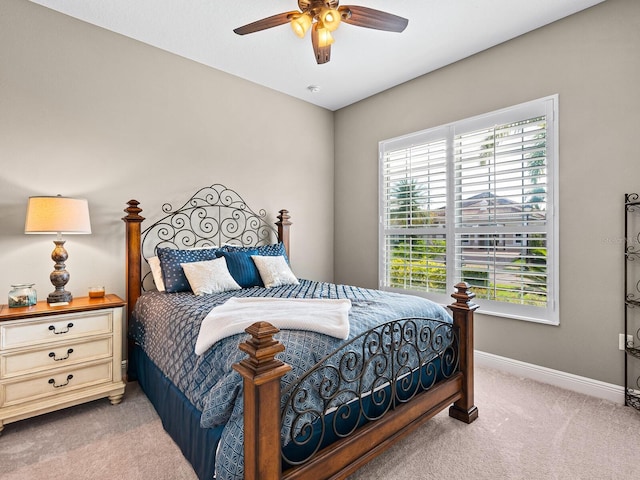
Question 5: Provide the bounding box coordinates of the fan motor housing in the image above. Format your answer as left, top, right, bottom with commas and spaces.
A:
299, 0, 339, 13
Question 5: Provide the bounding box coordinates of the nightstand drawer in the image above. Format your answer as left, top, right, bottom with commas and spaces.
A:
1, 361, 113, 406
1, 310, 112, 350
1, 337, 112, 379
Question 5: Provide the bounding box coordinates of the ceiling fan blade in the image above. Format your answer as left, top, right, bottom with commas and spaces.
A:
338, 6, 408, 32
233, 11, 298, 35
311, 27, 331, 64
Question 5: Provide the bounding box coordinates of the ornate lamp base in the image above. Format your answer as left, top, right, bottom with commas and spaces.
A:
47, 289, 73, 304
47, 239, 73, 304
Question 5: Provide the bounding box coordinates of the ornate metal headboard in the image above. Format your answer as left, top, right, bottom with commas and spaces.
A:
123, 184, 291, 318
138, 184, 282, 290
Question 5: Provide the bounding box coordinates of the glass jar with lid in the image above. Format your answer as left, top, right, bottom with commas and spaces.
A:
8, 284, 37, 308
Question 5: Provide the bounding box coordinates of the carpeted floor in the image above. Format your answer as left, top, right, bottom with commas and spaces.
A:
349, 367, 640, 480
1, 366, 639, 479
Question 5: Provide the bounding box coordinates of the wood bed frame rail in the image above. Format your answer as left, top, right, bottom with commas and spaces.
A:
234, 283, 478, 480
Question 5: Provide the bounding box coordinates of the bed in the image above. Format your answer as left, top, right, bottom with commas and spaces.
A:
122, 184, 478, 480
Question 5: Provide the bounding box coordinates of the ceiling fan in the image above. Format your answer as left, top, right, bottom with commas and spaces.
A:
233, 1, 409, 64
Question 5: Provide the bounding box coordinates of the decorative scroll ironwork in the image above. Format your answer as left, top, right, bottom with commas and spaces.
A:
139, 184, 278, 290
627, 346, 640, 360
280, 317, 459, 465
625, 292, 640, 308
626, 390, 640, 410
625, 194, 640, 259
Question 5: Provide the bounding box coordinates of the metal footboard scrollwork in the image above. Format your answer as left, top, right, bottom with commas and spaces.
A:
233, 283, 476, 480
138, 184, 281, 291
280, 317, 459, 466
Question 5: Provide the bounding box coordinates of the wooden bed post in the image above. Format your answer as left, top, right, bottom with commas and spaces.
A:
448, 282, 479, 424
122, 200, 144, 351
233, 322, 291, 480
276, 210, 291, 259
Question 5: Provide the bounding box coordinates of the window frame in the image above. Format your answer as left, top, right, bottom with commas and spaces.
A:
378, 95, 559, 325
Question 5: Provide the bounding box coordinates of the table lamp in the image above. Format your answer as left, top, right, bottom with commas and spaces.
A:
24, 195, 92, 304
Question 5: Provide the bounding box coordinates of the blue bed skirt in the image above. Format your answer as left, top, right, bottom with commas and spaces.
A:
130, 345, 224, 480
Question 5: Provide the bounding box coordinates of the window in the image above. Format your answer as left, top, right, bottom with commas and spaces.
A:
379, 95, 558, 324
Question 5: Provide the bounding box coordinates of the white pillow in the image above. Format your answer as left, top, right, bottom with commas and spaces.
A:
148, 256, 165, 292
180, 257, 241, 295
251, 255, 299, 288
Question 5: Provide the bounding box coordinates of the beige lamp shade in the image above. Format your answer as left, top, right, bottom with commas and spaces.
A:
25, 196, 92, 234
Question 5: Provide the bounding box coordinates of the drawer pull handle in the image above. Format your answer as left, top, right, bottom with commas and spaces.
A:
48, 322, 74, 335
48, 374, 73, 388
49, 348, 74, 361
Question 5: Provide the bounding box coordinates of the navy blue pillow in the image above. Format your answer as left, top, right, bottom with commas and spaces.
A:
215, 249, 261, 288
157, 247, 220, 293
221, 242, 288, 262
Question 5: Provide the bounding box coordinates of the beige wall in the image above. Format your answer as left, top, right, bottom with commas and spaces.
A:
2, 0, 638, 386
334, 0, 640, 385
0, 0, 334, 303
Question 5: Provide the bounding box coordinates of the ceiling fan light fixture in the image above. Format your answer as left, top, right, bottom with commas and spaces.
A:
314, 24, 334, 48
234, 2, 409, 64
291, 12, 313, 38
319, 8, 341, 32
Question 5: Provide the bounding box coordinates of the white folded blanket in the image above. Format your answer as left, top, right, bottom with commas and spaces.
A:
194, 297, 352, 355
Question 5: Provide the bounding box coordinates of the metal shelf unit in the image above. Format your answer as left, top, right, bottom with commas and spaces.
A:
625, 193, 640, 410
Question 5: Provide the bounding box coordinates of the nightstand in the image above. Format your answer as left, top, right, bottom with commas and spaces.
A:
0, 294, 126, 434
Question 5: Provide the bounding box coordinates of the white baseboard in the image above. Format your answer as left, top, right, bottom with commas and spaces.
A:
475, 350, 625, 405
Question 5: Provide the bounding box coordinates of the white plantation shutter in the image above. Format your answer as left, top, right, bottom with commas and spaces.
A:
380, 96, 558, 324
381, 131, 449, 294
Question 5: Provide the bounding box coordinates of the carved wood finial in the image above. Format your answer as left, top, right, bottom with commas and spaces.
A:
277, 209, 291, 226
236, 321, 289, 379
123, 200, 145, 222
450, 282, 478, 311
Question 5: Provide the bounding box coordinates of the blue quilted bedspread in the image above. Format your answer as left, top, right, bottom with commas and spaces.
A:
130, 280, 452, 479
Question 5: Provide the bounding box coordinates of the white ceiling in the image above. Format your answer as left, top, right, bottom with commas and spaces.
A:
29, 0, 605, 111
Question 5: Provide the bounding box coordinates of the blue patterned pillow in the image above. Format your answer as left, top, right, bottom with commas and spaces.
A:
215, 249, 261, 288
157, 247, 220, 293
